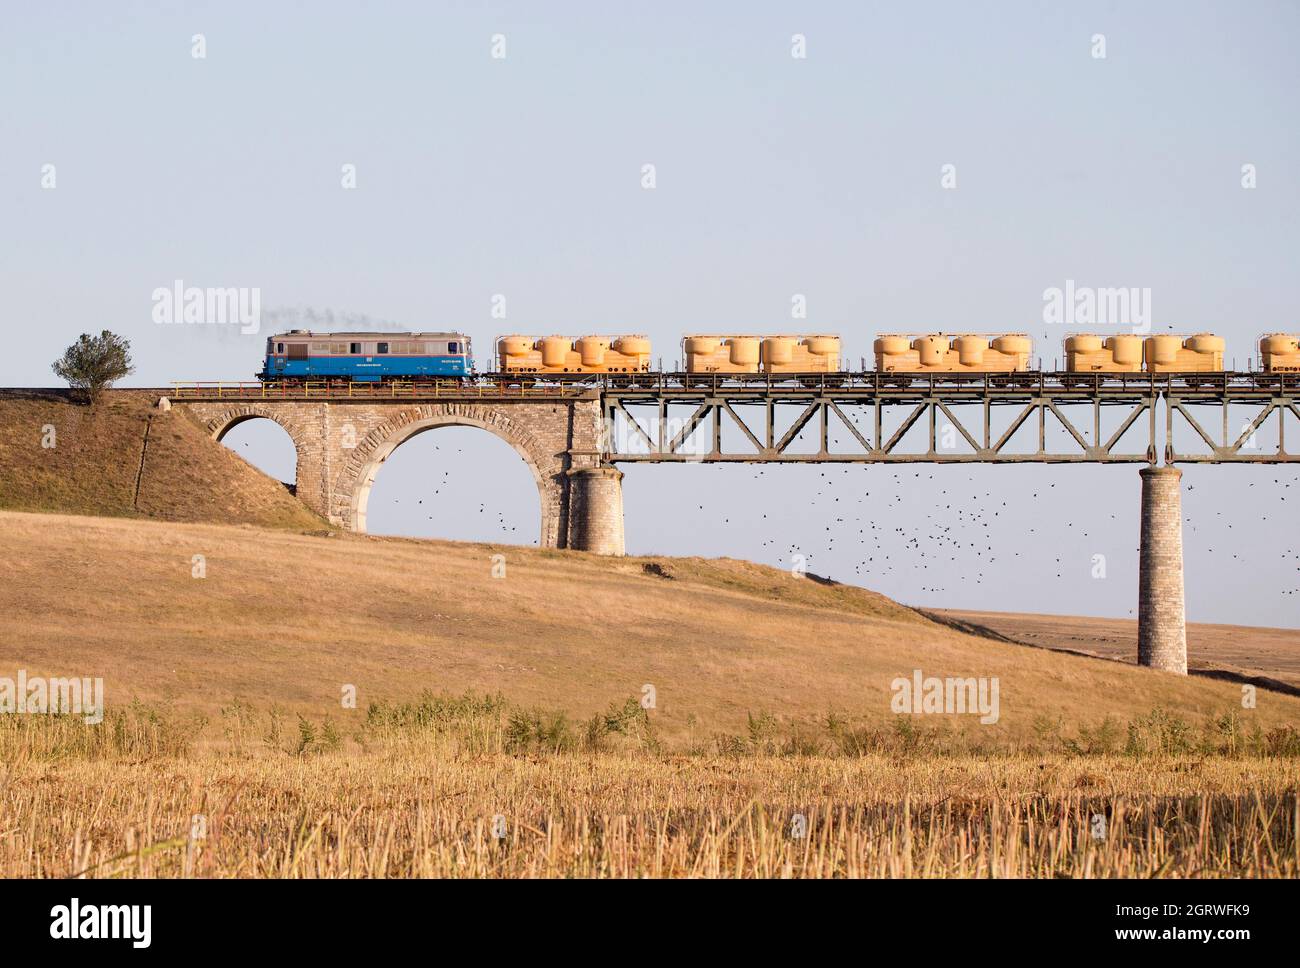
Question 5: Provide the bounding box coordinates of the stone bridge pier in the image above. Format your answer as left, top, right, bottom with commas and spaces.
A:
180, 396, 625, 554
1137, 465, 1187, 674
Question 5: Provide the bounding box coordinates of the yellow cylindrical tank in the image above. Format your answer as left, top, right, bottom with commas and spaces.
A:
685, 337, 720, 356
498, 336, 532, 358
1261, 334, 1297, 355
875, 336, 911, 356
1186, 334, 1225, 355
762, 337, 795, 366
915, 335, 948, 367
1146, 336, 1182, 366
577, 336, 608, 367
955, 335, 986, 366
1109, 335, 1143, 366
1066, 335, 1102, 354
805, 336, 838, 357
992, 335, 1032, 356
614, 336, 651, 356
729, 337, 760, 366
1260, 333, 1300, 372
541, 336, 571, 368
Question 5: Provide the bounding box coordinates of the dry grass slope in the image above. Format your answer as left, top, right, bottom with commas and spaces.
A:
0, 390, 323, 530
2, 510, 1299, 745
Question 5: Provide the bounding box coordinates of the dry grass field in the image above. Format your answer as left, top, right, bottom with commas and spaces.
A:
1, 509, 1299, 877
4, 749, 1297, 878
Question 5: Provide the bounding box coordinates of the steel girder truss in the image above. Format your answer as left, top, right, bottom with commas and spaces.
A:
603, 374, 1299, 465
604, 387, 1158, 464
1165, 387, 1299, 463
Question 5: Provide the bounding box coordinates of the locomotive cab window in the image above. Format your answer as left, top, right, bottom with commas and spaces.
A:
448, 341, 459, 353
377, 342, 389, 354
350, 342, 361, 354
276, 343, 284, 354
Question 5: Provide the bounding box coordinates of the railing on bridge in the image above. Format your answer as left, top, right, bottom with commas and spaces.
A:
170, 371, 1300, 399
168, 379, 597, 400
598, 370, 1297, 395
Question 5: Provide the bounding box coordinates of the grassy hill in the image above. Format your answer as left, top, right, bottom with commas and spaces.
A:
2, 509, 1296, 747
0, 389, 322, 530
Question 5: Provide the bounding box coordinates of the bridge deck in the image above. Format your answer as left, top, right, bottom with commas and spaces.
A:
168, 371, 1297, 401
163, 373, 1298, 465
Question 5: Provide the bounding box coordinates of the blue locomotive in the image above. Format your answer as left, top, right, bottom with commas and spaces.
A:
260, 330, 473, 382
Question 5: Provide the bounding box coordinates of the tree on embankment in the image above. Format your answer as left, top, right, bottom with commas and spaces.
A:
52, 331, 134, 406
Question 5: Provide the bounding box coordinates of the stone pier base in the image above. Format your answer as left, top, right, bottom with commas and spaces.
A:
565, 466, 626, 555
1138, 466, 1188, 674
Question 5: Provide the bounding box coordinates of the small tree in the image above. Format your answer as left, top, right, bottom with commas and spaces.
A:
52, 330, 134, 405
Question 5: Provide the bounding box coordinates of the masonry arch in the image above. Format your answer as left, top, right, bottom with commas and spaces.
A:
204, 405, 310, 491
205, 405, 308, 449
337, 405, 565, 547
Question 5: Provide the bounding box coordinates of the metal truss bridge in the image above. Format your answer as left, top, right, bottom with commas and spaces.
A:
600, 371, 1300, 465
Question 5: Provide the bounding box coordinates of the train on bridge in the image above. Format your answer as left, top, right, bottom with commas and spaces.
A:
259, 330, 1300, 384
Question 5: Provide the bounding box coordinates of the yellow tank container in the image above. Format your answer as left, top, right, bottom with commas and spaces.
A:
497, 335, 652, 373
1143, 334, 1224, 372
955, 335, 987, 366
873, 336, 911, 360
762, 336, 796, 367
1065, 334, 1144, 372
916, 336, 948, 368
873, 334, 1031, 372
1260, 334, 1300, 372
763, 335, 840, 372
497, 336, 533, 367
729, 337, 760, 367
576, 336, 608, 367
992, 335, 1032, 359
540, 336, 571, 368
682, 335, 761, 373
683, 334, 839, 373
613, 336, 652, 358
805, 336, 839, 358
1112, 335, 1143, 367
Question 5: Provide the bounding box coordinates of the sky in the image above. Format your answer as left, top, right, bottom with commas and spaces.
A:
2, 1, 1297, 624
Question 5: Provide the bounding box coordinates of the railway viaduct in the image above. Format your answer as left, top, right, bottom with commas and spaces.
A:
181, 393, 627, 556
173, 372, 1299, 678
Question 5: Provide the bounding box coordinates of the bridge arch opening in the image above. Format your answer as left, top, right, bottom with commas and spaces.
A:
215, 414, 299, 489
352, 418, 551, 545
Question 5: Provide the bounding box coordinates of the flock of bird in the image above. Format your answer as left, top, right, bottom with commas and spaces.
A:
236, 427, 1298, 613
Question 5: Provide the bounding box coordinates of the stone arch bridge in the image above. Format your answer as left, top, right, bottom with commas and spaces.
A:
181, 395, 625, 555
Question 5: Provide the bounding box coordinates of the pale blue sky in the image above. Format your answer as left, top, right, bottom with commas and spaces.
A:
3, 1, 1297, 623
